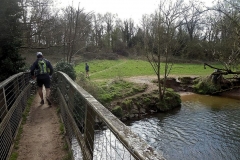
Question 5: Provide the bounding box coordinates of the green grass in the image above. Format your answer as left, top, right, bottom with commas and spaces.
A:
170, 63, 219, 76
75, 59, 222, 80
59, 123, 65, 135
96, 79, 147, 104
9, 152, 18, 160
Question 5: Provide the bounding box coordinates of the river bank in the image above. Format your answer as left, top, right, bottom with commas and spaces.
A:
219, 88, 240, 100
113, 75, 240, 121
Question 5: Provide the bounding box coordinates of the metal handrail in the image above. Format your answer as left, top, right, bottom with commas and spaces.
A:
0, 72, 32, 160
55, 71, 165, 160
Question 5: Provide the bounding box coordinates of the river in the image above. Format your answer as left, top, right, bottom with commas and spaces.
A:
126, 94, 240, 160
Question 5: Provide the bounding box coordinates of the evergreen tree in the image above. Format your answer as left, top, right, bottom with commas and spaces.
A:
0, 0, 25, 82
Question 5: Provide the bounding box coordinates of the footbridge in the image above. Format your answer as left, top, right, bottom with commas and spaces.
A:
0, 72, 165, 160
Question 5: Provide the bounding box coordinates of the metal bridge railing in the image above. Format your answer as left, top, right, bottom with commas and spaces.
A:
55, 71, 165, 160
0, 72, 32, 160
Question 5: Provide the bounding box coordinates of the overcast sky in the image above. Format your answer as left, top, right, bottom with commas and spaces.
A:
55, 0, 214, 24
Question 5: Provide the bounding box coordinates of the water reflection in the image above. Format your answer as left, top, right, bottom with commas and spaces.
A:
127, 94, 240, 160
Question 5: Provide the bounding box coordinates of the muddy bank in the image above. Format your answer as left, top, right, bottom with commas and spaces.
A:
166, 76, 240, 100
219, 88, 240, 100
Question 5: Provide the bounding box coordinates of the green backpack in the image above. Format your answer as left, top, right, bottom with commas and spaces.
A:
37, 59, 49, 74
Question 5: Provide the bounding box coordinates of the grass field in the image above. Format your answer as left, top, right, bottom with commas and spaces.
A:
22, 51, 221, 79
75, 59, 222, 79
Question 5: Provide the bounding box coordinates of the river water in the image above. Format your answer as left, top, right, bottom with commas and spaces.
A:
126, 94, 240, 160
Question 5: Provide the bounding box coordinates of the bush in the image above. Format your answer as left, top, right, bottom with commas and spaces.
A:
50, 61, 76, 103
54, 61, 76, 80
76, 73, 102, 100
157, 89, 181, 111
122, 99, 133, 112
193, 77, 219, 94
112, 106, 123, 118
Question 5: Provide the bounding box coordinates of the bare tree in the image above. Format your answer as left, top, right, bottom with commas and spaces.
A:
144, 0, 188, 100
19, 0, 64, 50
92, 13, 104, 49
183, 1, 205, 41
121, 18, 135, 47
210, 0, 240, 71
62, 4, 92, 63
103, 12, 116, 50
111, 18, 125, 53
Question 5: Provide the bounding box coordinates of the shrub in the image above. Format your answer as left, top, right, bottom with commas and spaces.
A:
122, 99, 133, 112
54, 61, 76, 80
76, 73, 101, 100
157, 89, 181, 111
112, 106, 123, 118
98, 94, 113, 104
193, 77, 219, 94
50, 61, 76, 103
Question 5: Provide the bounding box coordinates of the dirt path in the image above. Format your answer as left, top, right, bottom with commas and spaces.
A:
17, 90, 67, 160
125, 75, 240, 98
124, 75, 158, 93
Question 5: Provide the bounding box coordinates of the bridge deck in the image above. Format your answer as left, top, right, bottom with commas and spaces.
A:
16, 91, 67, 160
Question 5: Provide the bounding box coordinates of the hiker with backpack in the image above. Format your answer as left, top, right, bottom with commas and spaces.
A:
30, 52, 53, 106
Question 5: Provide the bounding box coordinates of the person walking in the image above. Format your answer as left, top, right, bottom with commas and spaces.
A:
30, 52, 53, 105
85, 63, 89, 78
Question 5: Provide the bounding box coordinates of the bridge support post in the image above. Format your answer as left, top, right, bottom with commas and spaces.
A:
0, 88, 8, 123
84, 104, 95, 159
14, 77, 20, 97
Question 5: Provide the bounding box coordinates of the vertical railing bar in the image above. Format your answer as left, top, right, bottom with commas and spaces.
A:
0, 88, 8, 123
4, 80, 15, 110
3, 88, 7, 111
106, 129, 107, 159
84, 104, 96, 159
14, 77, 20, 97
115, 134, 117, 159
110, 127, 112, 159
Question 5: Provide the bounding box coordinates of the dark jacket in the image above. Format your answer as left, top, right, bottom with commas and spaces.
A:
85, 64, 89, 72
30, 58, 53, 79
